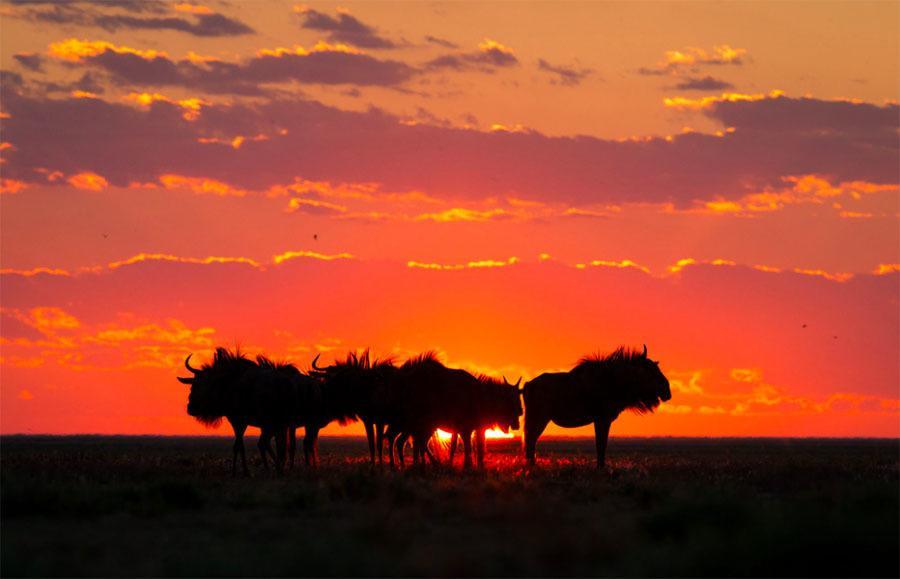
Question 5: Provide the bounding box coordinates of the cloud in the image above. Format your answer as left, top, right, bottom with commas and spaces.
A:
5, 2, 254, 37
1, 306, 218, 371
639, 44, 747, 76
13, 53, 44, 72
295, 6, 396, 49
2, 85, 896, 207
694, 175, 898, 216
537, 59, 593, 86
414, 207, 510, 222
67, 171, 108, 191
45, 38, 417, 93
1, 179, 28, 194
673, 75, 734, 91
663, 90, 780, 111
285, 197, 347, 215
407, 257, 518, 270
424, 35, 459, 49
426, 39, 518, 71
270, 250, 354, 265
93, 12, 254, 37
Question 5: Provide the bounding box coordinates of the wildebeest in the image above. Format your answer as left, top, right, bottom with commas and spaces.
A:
523, 345, 671, 467
305, 350, 396, 466
255, 355, 323, 468
178, 348, 317, 475
387, 353, 523, 468
446, 375, 523, 468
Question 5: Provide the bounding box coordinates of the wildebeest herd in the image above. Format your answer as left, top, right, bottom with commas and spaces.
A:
177, 345, 671, 474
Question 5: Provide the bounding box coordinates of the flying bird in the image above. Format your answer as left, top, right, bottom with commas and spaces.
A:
313, 234, 318, 241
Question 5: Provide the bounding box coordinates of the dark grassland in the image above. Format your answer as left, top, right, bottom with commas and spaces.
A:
2, 436, 897, 577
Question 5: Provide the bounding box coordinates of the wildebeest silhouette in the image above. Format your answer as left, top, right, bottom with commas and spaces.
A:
386, 353, 523, 468
445, 375, 522, 468
178, 348, 315, 475
523, 345, 670, 467
254, 355, 323, 469
305, 350, 397, 466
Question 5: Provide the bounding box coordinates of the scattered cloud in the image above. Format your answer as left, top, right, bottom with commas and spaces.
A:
294, 6, 397, 49
270, 250, 355, 265
6, 2, 254, 37
426, 39, 518, 71
537, 59, 593, 86
67, 171, 108, 191
414, 207, 510, 222
639, 44, 747, 76
407, 257, 519, 270
695, 175, 898, 216
3, 86, 896, 207
13, 53, 44, 72
424, 35, 459, 49
673, 75, 733, 91
45, 38, 417, 94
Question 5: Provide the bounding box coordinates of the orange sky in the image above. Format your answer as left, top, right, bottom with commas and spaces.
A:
1, 1, 898, 437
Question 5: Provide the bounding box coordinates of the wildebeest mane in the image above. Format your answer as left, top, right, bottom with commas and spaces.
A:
203, 346, 256, 373
574, 346, 646, 371
401, 350, 444, 370
573, 346, 660, 414
255, 355, 300, 373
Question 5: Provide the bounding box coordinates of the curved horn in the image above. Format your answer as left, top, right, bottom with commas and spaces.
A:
515, 376, 522, 387
311, 353, 323, 371
641, 344, 648, 357
184, 354, 199, 374
177, 376, 193, 384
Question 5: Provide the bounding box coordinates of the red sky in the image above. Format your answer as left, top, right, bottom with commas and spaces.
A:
1, 1, 898, 437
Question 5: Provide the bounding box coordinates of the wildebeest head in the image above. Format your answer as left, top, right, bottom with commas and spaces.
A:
499, 376, 524, 431
625, 344, 671, 412
477, 375, 523, 432
177, 348, 255, 427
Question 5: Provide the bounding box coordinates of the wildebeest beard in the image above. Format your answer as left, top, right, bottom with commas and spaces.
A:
195, 415, 224, 428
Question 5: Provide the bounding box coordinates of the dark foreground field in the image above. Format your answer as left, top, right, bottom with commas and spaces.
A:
2, 436, 897, 577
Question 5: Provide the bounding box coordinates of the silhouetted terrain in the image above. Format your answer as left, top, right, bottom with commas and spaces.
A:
2, 436, 897, 577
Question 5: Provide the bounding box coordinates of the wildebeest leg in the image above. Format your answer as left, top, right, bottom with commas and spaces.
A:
385, 425, 400, 467
475, 429, 486, 469
257, 428, 272, 470
593, 419, 612, 468
274, 427, 287, 476
304, 426, 320, 467
364, 421, 376, 464
375, 423, 385, 465
397, 433, 410, 466
231, 422, 248, 477
423, 435, 440, 466
462, 431, 473, 469
524, 415, 550, 465
448, 432, 459, 465
288, 427, 296, 470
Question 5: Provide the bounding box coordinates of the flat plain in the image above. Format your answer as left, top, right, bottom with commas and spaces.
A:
2, 436, 897, 577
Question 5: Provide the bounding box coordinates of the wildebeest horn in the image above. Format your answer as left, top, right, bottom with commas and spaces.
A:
311, 353, 323, 370
642, 344, 648, 357
177, 376, 193, 384
514, 376, 522, 387
184, 354, 199, 374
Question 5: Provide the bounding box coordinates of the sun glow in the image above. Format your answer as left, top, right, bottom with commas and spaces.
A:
436, 428, 516, 441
